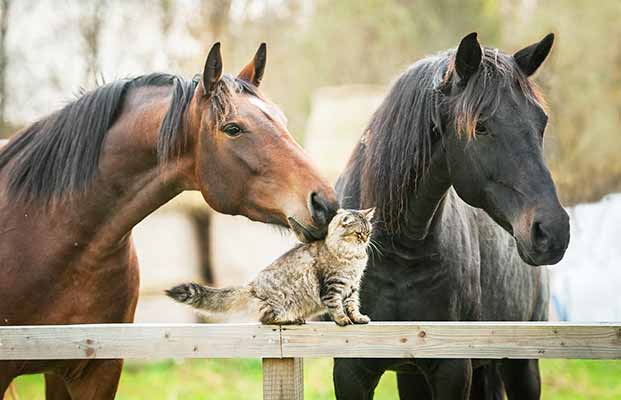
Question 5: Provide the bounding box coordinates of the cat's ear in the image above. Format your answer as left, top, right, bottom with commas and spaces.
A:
361, 207, 376, 221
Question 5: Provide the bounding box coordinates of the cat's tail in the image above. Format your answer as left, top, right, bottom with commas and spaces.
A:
166, 283, 252, 314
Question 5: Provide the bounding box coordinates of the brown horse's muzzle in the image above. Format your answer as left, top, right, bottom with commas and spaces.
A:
289, 191, 338, 242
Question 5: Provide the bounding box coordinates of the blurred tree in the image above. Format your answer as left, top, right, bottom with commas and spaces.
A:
1, 0, 618, 203
531, 0, 621, 204
0, 0, 10, 135
159, 0, 174, 34
80, 0, 107, 86
188, 0, 233, 47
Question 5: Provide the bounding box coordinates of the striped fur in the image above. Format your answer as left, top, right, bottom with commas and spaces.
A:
165, 283, 250, 313
166, 209, 375, 325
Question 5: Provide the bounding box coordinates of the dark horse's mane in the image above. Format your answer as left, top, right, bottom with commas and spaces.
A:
0, 73, 258, 202
359, 47, 545, 233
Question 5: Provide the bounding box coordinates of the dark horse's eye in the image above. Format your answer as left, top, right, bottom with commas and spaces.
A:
222, 123, 243, 137
475, 121, 489, 136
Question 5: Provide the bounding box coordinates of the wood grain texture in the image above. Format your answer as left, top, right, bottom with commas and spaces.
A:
262, 358, 303, 400
0, 323, 280, 360
281, 322, 621, 359
1, 322, 621, 360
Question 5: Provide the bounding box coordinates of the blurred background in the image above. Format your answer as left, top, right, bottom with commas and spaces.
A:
1, 0, 620, 399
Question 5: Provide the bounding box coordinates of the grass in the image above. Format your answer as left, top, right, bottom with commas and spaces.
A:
8, 359, 621, 399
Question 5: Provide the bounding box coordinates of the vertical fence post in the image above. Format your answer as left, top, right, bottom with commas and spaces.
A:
262, 358, 304, 400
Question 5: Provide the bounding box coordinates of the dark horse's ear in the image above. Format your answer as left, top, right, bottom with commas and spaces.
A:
238, 43, 267, 87
455, 32, 482, 83
201, 42, 223, 98
514, 33, 555, 76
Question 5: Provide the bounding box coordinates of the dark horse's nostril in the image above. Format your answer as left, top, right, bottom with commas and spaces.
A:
309, 192, 330, 227
532, 221, 551, 252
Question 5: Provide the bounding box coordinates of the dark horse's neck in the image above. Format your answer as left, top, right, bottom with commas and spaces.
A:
338, 141, 451, 248
398, 144, 451, 241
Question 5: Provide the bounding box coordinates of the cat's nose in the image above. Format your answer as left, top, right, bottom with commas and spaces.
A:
308, 192, 337, 228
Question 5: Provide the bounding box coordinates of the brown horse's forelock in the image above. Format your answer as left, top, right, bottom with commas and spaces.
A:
209, 74, 261, 126
0, 72, 259, 203
360, 47, 546, 234
159, 73, 260, 162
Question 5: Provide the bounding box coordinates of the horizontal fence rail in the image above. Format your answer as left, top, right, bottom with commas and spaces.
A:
1, 322, 621, 360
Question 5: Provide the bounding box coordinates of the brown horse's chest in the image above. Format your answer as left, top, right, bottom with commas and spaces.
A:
0, 221, 140, 326
49, 243, 141, 324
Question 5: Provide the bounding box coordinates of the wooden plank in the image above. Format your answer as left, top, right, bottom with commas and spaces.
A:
280, 322, 621, 359
2, 322, 621, 360
0, 323, 280, 360
262, 358, 303, 400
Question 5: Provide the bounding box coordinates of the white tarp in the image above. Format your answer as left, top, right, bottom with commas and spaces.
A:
550, 193, 621, 321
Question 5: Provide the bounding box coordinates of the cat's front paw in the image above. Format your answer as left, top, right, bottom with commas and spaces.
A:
266, 317, 307, 325
351, 314, 371, 324
333, 315, 353, 326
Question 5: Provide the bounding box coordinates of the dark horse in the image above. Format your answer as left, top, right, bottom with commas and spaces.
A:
0, 43, 338, 399
334, 33, 570, 399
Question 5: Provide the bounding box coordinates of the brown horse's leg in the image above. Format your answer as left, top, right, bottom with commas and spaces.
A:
0, 371, 14, 400
45, 374, 71, 400
64, 360, 123, 400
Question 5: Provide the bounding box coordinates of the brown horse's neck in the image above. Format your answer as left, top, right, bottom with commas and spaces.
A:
74, 91, 196, 254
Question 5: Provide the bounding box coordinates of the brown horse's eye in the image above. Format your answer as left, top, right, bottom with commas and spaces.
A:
222, 123, 243, 137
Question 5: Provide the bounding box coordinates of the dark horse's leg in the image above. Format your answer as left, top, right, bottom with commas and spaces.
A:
61, 359, 124, 399
415, 359, 473, 400
333, 358, 389, 400
397, 371, 431, 399
500, 359, 540, 400
45, 373, 72, 400
469, 364, 504, 400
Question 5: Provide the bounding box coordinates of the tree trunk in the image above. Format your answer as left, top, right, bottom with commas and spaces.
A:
0, 0, 10, 134
80, 0, 107, 86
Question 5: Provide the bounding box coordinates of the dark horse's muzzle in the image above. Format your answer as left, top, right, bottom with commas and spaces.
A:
515, 206, 570, 266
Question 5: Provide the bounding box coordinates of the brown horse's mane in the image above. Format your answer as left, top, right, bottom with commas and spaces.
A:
359, 47, 545, 233
0, 73, 258, 203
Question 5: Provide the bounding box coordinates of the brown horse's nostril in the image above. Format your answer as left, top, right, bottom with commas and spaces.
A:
531, 220, 552, 253
309, 192, 333, 227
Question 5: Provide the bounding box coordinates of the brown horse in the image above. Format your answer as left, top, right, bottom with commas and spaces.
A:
0, 43, 338, 399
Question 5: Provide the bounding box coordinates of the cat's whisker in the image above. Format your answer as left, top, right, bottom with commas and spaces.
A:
367, 239, 384, 259
372, 239, 384, 256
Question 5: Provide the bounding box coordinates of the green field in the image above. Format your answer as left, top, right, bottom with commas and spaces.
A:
8, 359, 621, 399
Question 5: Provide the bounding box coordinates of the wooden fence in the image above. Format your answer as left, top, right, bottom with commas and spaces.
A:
2, 322, 621, 399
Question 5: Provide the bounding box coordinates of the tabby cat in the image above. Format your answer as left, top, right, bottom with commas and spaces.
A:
166, 208, 374, 325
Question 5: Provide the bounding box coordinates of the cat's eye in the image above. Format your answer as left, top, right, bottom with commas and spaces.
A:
341, 216, 353, 226
222, 123, 243, 138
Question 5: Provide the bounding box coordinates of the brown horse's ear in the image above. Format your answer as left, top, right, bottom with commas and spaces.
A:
455, 32, 482, 83
201, 42, 223, 98
238, 43, 267, 87
514, 33, 555, 77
